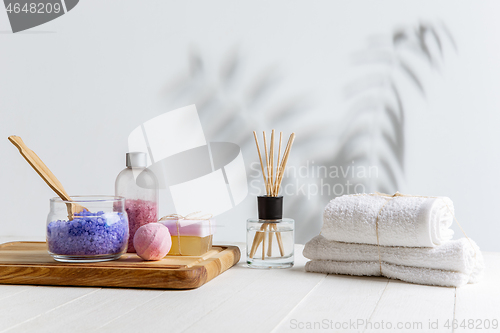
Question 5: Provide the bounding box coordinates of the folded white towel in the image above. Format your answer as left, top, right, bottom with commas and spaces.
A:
305, 260, 479, 287
321, 194, 455, 247
303, 235, 484, 286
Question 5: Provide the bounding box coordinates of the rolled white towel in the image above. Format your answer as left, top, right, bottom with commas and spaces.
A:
305, 260, 478, 287
303, 235, 483, 281
321, 194, 455, 247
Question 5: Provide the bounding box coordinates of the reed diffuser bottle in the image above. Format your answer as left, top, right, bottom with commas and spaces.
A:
247, 130, 295, 268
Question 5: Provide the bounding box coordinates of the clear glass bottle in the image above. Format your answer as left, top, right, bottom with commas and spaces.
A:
47, 195, 128, 262
247, 196, 294, 268
115, 152, 158, 252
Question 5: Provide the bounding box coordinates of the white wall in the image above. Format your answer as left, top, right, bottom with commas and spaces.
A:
1, 1, 499, 250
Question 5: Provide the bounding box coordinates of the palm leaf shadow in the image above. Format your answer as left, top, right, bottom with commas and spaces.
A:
328, 21, 456, 195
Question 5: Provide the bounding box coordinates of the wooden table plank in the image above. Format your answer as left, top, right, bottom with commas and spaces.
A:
96, 267, 263, 332
366, 280, 455, 333
5, 288, 164, 333
273, 274, 388, 332
0, 285, 31, 302
100, 246, 321, 332
96, 263, 271, 331
0, 286, 98, 331
178, 245, 327, 333
454, 252, 500, 332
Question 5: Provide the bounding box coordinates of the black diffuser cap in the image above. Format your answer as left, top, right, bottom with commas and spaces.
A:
257, 196, 283, 220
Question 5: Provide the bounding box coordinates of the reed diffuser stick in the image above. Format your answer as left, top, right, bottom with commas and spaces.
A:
273, 223, 285, 256
267, 224, 273, 257
267, 130, 275, 255
262, 132, 271, 195
262, 231, 266, 260
253, 132, 268, 190
274, 131, 283, 195
249, 224, 266, 258
275, 133, 295, 194
251, 130, 295, 259
275, 135, 292, 193
270, 129, 275, 196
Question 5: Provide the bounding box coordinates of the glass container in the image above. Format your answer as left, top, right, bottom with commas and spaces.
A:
246, 196, 294, 268
46, 195, 129, 262
115, 152, 158, 252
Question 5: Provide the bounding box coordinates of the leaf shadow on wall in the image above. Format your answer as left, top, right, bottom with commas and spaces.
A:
158, 22, 456, 243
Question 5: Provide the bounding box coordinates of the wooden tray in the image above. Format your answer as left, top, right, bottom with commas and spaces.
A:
0, 242, 240, 289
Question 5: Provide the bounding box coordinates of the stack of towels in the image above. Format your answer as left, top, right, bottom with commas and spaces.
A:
303, 194, 484, 287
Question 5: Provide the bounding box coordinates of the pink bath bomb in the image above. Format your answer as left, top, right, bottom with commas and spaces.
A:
133, 223, 172, 260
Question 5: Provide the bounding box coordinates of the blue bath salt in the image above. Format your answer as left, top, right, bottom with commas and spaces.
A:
47, 211, 129, 256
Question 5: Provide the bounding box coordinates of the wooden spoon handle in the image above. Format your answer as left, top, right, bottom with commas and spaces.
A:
8, 135, 72, 201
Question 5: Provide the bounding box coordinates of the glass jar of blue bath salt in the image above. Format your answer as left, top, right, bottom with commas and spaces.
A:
46, 196, 129, 262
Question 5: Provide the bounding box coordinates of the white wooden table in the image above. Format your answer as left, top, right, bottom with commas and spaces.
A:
0, 239, 498, 333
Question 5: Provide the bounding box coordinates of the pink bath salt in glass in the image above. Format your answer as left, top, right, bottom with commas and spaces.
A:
125, 199, 158, 252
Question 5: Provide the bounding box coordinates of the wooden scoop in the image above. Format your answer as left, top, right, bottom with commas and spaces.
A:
8, 135, 87, 220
